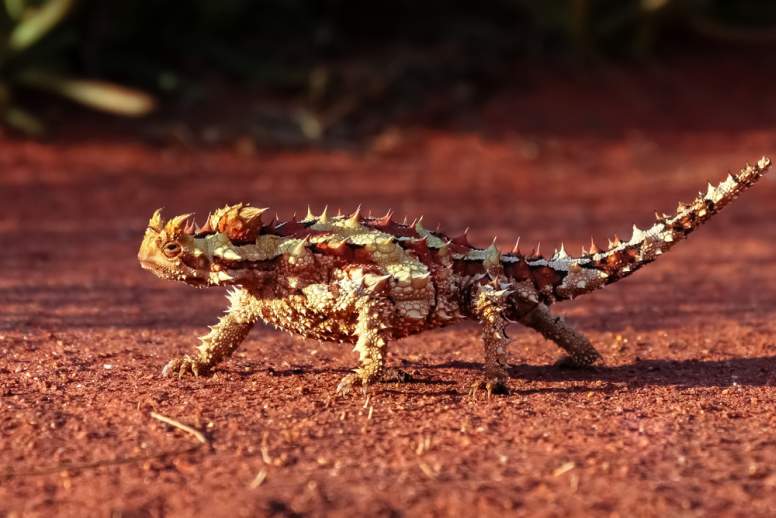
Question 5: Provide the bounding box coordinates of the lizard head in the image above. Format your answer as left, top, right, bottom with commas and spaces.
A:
139, 205, 279, 288
138, 209, 212, 286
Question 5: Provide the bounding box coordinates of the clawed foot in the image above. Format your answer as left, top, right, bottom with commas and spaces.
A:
555, 353, 602, 370
336, 368, 411, 396
335, 373, 366, 397
469, 376, 510, 398
161, 355, 209, 378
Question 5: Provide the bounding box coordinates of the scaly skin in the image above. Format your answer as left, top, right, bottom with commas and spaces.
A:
138, 157, 771, 396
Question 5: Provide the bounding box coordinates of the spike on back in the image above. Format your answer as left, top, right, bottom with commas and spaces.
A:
451, 228, 471, 247
345, 205, 362, 228
374, 210, 393, 226
291, 235, 311, 257
529, 242, 541, 259
209, 203, 267, 243
553, 243, 568, 260
319, 206, 329, 224
589, 237, 601, 255
412, 216, 427, 234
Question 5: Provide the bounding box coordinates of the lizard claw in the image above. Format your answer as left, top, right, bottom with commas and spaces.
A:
335, 373, 358, 396
335, 373, 373, 397
162, 355, 206, 378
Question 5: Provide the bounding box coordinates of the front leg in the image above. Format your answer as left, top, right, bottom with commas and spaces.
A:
469, 283, 511, 396
335, 291, 394, 396
162, 288, 256, 377
519, 302, 602, 368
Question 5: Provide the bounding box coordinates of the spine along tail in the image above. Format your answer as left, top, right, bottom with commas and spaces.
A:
548, 157, 771, 301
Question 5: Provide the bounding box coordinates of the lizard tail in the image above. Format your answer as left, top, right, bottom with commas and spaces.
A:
547, 156, 772, 301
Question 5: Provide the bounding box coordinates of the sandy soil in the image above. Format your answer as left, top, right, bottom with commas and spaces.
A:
2, 54, 776, 517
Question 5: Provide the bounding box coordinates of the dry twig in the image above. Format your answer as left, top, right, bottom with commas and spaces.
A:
150, 411, 209, 445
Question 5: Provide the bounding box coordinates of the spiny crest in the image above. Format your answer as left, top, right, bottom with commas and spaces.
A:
207, 203, 267, 242
147, 209, 195, 239
148, 209, 164, 232
670, 156, 771, 223
366, 210, 421, 238
572, 156, 772, 289
165, 213, 195, 239
301, 205, 333, 225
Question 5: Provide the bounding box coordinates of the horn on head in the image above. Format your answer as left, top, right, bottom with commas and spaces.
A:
148, 209, 164, 232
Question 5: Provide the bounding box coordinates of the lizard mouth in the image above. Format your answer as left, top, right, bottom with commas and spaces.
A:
138, 259, 168, 276
139, 259, 208, 286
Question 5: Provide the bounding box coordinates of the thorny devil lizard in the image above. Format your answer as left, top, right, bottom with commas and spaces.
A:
138, 157, 771, 396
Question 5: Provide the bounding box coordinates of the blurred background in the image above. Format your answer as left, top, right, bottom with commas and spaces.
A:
2, 0, 776, 142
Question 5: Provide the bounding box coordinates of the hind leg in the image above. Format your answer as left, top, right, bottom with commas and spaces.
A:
519, 302, 602, 368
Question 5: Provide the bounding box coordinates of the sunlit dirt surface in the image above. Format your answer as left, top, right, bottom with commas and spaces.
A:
2, 55, 776, 517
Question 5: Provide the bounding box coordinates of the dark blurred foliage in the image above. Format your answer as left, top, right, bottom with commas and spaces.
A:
4, 0, 776, 136
0, 0, 154, 134
68, 0, 776, 86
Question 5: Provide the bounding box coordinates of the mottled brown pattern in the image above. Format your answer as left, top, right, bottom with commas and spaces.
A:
138, 158, 771, 394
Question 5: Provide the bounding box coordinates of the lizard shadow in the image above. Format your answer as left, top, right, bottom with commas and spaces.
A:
233, 357, 775, 397
238, 365, 457, 387
420, 356, 776, 390
231, 364, 464, 398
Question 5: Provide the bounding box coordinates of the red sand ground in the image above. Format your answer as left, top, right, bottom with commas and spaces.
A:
2, 54, 776, 517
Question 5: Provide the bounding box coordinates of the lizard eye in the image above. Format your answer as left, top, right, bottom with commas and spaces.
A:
162, 241, 182, 258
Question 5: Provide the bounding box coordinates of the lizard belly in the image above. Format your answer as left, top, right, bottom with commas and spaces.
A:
252, 279, 461, 343
253, 286, 359, 343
